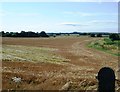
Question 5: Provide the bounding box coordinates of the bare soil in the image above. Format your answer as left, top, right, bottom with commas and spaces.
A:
2, 36, 118, 91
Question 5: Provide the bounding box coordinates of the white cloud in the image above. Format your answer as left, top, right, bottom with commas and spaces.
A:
64, 11, 93, 17
0, 0, 119, 2
0, 11, 41, 17
17, 13, 40, 16
88, 20, 118, 24
0, 10, 7, 16
59, 20, 117, 28
0, 0, 57, 2
60, 22, 88, 26
64, 11, 117, 17
65, 0, 119, 2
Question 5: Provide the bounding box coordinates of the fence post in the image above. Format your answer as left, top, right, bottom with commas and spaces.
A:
96, 67, 115, 92
118, 60, 120, 80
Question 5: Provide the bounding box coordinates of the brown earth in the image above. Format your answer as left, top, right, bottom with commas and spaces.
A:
2, 36, 118, 91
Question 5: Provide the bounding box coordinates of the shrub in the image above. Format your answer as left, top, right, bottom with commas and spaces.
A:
97, 33, 102, 37
39, 31, 49, 37
109, 33, 119, 41
90, 33, 95, 37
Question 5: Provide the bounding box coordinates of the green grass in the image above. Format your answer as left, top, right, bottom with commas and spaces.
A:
2, 45, 70, 63
88, 38, 120, 56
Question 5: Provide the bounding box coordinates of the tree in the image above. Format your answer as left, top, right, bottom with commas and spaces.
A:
20, 31, 26, 37
5, 32, 11, 37
97, 33, 102, 37
82, 33, 87, 35
39, 31, 49, 37
109, 33, 119, 41
1, 31, 5, 37
90, 33, 95, 37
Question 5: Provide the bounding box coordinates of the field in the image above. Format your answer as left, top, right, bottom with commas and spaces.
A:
2, 36, 119, 91
88, 38, 120, 56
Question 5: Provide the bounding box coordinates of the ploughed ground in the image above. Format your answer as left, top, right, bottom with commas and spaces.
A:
2, 36, 118, 90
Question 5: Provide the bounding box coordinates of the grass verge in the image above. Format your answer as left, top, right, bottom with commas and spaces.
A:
87, 38, 120, 56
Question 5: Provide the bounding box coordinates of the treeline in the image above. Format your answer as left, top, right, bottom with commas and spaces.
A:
89, 33, 120, 41
0, 31, 115, 37
0, 31, 120, 41
48, 32, 111, 36
109, 33, 120, 41
0, 31, 49, 37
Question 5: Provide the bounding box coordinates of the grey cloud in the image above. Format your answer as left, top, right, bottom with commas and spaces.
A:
61, 23, 88, 27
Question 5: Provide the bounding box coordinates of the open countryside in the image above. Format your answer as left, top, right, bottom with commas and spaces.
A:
1, 2, 119, 91
2, 35, 119, 90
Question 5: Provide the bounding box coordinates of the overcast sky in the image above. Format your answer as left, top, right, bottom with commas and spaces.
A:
0, 2, 118, 33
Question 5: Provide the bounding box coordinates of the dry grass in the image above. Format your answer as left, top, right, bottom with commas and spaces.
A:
2, 45, 70, 64
2, 37, 118, 91
88, 38, 120, 56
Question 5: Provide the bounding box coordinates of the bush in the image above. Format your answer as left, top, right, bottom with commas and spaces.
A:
97, 33, 102, 37
109, 33, 119, 41
104, 38, 114, 45
90, 33, 95, 37
39, 31, 49, 37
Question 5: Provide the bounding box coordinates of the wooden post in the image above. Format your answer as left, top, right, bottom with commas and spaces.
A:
96, 67, 115, 92
118, 60, 120, 80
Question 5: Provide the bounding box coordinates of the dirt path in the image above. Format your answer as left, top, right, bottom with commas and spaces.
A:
58, 37, 117, 73
2, 37, 118, 90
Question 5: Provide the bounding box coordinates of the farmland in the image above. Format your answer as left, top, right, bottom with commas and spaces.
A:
2, 36, 118, 91
88, 38, 120, 56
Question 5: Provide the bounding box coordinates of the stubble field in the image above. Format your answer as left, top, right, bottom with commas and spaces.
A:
2, 36, 118, 91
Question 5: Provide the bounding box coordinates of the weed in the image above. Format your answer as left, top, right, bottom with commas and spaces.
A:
88, 38, 120, 56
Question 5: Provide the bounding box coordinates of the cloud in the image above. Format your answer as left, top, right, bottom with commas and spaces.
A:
63, 24, 82, 26
0, 0, 119, 2
65, 0, 119, 2
64, 11, 93, 17
64, 11, 117, 17
0, 11, 40, 17
60, 22, 88, 27
0, 10, 7, 16
65, 0, 99, 2
17, 13, 40, 16
59, 20, 117, 28
88, 20, 118, 25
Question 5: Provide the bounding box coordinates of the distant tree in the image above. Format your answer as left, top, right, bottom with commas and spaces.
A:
90, 33, 95, 37
10, 32, 15, 37
67, 33, 70, 36
1, 31, 5, 37
39, 31, 49, 37
5, 32, 11, 37
53, 34, 56, 37
109, 33, 119, 41
0, 32, 1, 36
82, 33, 87, 35
48, 33, 54, 37
1, 31, 42, 37
27, 31, 38, 37
87, 33, 91, 35
12, 32, 19, 37
56, 33, 61, 36
97, 33, 102, 37
20, 31, 26, 37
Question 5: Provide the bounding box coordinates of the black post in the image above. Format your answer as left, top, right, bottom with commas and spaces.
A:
96, 67, 115, 92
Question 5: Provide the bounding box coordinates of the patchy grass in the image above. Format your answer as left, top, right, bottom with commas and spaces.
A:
2, 45, 70, 63
88, 38, 120, 56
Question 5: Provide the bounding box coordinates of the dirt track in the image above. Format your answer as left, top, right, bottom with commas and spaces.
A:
2, 36, 118, 90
